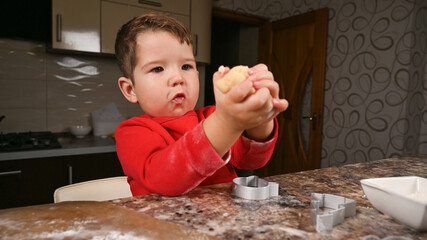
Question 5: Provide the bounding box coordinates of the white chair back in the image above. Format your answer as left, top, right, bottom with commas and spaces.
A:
54, 176, 132, 203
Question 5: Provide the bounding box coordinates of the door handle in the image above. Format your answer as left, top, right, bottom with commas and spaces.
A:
302, 113, 317, 131
56, 14, 62, 42
193, 34, 198, 56
68, 164, 73, 185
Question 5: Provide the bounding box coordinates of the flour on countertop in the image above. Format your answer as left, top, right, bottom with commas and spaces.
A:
29, 227, 148, 240
0, 218, 148, 240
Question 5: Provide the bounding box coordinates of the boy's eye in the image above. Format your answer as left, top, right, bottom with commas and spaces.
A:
182, 64, 192, 70
151, 67, 163, 73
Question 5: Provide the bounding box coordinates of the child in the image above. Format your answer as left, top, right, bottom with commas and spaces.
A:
114, 13, 288, 196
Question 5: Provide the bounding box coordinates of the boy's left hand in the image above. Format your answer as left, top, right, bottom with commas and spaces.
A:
244, 64, 288, 141
205, 63, 288, 157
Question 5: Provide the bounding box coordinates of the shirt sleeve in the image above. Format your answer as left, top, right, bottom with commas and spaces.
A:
230, 118, 279, 170
116, 119, 228, 196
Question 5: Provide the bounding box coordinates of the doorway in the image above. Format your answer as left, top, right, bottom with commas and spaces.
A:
205, 10, 268, 177
205, 10, 265, 106
206, 9, 328, 177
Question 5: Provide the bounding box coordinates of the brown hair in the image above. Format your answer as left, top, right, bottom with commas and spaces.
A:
115, 12, 193, 81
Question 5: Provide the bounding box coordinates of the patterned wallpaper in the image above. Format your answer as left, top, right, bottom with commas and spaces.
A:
213, 0, 427, 167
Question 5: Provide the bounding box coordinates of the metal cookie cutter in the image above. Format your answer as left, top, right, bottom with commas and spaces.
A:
311, 193, 356, 232
232, 175, 279, 200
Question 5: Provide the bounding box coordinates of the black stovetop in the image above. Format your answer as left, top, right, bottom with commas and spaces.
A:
0, 131, 62, 152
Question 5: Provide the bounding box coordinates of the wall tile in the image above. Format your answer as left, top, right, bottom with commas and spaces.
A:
0, 108, 46, 133
0, 39, 46, 81
47, 105, 127, 133
46, 76, 127, 109
46, 54, 121, 83
0, 79, 46, 108
0, 38, 129, 133
0, 39, 45, 51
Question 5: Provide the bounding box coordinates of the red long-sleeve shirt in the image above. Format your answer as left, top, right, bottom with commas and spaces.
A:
115, 106, 278, 196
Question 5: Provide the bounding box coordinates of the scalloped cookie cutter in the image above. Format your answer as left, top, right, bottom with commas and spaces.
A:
232, 175, 279, 200
311, 193, 356, 232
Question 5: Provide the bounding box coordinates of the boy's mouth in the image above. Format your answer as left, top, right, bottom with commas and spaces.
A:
172, 93, 185, 104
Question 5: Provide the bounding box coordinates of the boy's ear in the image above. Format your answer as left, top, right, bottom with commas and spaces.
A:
118, 77, 138, 103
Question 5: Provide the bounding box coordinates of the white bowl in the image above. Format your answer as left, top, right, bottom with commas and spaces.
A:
361, 176, 427, 231
70, 125, 92, 138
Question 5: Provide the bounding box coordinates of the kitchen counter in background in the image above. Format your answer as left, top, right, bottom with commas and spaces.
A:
0, 133, 116, 161
0, 133, 122, 209
1, 157, 426, 239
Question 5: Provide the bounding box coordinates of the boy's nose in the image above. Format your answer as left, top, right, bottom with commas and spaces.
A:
169, 71, 184, 87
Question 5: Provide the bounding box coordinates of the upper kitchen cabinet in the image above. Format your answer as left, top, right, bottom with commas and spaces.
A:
100, 1, 135, 54
51, 0, 101, 53
191, 0, 212, 63
100, 0, 191, 54
51, 0, 212, 63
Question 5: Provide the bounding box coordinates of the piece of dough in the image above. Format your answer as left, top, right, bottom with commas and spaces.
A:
216, 65, 255, 94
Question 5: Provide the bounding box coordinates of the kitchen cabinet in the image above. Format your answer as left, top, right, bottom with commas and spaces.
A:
0, 152, 124, 209
0, 161, 22, 209
191, 0, 212, 63
51, 0, 101, 53
51, 0, 212, 63
100, 0, 190, 54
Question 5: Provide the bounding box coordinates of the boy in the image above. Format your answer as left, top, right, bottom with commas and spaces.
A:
115, 13, 288, 196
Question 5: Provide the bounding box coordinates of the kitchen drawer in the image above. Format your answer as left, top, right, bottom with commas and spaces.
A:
0, 161, 22, 209
104, 0, 190, 15
0, 152, 124, 209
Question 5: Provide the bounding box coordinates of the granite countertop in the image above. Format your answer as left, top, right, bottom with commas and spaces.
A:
0, 133, 116, 161
111, 157, 427, 240
0, 157, 425, 239
0, 201, 220, 240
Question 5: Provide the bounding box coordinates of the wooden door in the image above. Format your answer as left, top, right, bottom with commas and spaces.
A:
256, 8, 328, 176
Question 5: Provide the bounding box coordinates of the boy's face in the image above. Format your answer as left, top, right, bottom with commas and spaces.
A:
119, 31, 199, 117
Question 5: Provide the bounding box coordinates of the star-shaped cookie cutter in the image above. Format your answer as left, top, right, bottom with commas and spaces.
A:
311, 193, 356, 232
232, 175, 279, 200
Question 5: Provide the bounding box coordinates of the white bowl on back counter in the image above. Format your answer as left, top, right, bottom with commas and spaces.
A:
69, 125, 92, 138
361, 176, 427, 231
